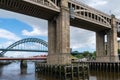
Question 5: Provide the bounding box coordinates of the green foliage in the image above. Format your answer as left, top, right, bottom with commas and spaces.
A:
92, 51, 96, 60
74, 54, 83, 59
72, 50, 96, 60
118, 49, 120, 54
82, 51, 90, 57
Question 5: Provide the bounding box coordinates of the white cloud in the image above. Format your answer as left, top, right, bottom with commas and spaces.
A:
0, 9, 48, 37
0, 28, 21, 49
70, 27, 95, 51
0, 28, 21, 41
22, 24, 47, 36
77, 0, 108, 7
0, 41, 14, 48
88, 0, 108, 7
77, 0, 120, 18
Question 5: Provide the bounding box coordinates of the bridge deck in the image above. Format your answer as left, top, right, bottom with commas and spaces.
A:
0, 0, 59, 20
0, 49, 48, 52
0, 0, 120, 32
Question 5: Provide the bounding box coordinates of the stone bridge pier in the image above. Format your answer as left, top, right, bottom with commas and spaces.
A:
96, 15, 119, 62
47, 0, 71, 65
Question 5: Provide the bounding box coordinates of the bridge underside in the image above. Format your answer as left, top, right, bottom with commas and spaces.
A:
0, 0, 59, 20
70, 18, 110, 32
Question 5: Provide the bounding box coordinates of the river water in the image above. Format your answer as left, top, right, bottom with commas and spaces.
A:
0, 62, 120, 80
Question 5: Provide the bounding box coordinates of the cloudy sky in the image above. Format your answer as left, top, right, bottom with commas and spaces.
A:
0, 0, 120, 57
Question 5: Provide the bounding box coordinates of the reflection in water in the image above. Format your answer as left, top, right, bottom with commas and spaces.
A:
35, 73, 88, 80
35, 73, 60, 80
0, 66, 3, 76
90, 71, 120, 80
21, 67, 27, 74
0, 62, 120, 80
0, 62, 35, 80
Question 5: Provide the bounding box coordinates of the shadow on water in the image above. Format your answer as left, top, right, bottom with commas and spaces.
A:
0, 66, 3, 76
90, 70, 120, 80
35, 63, 89, 80
21, 67, 27, 74
35, 72, 86, 80
35, 71, 120, 80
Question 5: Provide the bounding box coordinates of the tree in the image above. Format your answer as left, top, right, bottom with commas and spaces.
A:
118, 49, 120, 54
92, 51, 96, 60
82, 51, 90, 57
74, 54, 83, 59
72, 50, 96, 60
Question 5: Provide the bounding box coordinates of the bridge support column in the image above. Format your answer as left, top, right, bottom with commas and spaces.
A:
20, 60, 27, 69
20, 60, 27, 74
96, 15, 119, 62
106, 15, 119, 62
96, 31, 106, 62
47, 0, 71, 65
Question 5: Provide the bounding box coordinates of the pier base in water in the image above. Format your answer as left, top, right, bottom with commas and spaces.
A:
35, 63, 89, 80
78, 62, 120, 72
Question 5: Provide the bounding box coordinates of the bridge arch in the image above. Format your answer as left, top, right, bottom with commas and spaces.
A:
74, 9, 111, 27
0, 38, 48, 55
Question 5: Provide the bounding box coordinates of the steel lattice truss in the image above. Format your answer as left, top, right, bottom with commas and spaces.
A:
0, 38, 48, 55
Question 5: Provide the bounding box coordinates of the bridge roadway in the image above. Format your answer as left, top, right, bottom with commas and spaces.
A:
0, 49, 48, 52
0, 57, 47, 60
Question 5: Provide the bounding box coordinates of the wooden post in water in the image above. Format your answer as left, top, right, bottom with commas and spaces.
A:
20, 60, 27, 68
